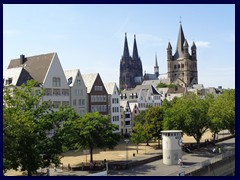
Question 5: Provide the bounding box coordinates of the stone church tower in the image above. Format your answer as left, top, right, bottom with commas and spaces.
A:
167, 23, 198, 87
119, 33, 143, 90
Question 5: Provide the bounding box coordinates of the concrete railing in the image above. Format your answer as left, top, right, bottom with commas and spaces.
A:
178, 149, 235, 176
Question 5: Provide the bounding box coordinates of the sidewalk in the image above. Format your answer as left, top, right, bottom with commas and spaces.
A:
4, 130, 232, 176
108, 137, 235, 176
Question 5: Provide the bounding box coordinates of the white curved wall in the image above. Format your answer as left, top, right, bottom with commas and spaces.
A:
162, 132, 182, 165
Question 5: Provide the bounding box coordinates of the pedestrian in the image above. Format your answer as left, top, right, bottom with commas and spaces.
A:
212, 147, 216, 153
82, 162, 84, 171
218, 147, 222, 154
90, 161, 93, 170
46, 168, 50, 176
178, 158, 183, 167
68, 163, 71, 171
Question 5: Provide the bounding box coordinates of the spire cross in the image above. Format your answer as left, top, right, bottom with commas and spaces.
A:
179, 16, 182, 24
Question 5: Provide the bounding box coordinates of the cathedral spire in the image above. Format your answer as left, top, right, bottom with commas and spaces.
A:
123, 32, 130, 58
132, 34, 139, 60
154, 52, 159, 78
155, 53, 158, 67
176, 23, 186, 53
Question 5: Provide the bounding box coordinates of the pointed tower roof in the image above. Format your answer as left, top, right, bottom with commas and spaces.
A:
176, 23, 186, 52
191, 41, 197, 49
123, 32, 130, 58
167, 42, 172, 50
183, 39, 189, 48
155, 53, 158, 67
132, 34, 139, 59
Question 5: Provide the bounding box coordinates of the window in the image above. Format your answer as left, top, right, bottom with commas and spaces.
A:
178, 64, 180, 69
91, 105, 107, 112
45, 88, 52, 96
125, 121, 130, 125
91, 95, 107, 102
73, 99, 76, 106
77, 79, 81, 85
62, 101, 69, 106
53, 77, 61, 87
75, 89, 81, 96
174, 65, 177, 69
125, 114, 130, 118
53, 89, 61, 96
5, 78, 12, 85
53, 101, 61, 108
62, 89, 69, 96
181, 64, 184, 68
94, 86, 103, 91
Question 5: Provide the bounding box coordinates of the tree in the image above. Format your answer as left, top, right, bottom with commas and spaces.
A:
3, 80, 77, 176
131, 123, 146, 154
63, 112, 121, 163
132, 110, 152, 146
145, 106, 164, 149
164, 94, 210, 149
208, 89, 235, 143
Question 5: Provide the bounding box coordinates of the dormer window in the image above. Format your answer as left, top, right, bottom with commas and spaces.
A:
5, 78, 12, 85
68, 77, 72, 85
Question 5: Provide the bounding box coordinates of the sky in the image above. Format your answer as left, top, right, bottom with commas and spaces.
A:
3, 4, 235, 89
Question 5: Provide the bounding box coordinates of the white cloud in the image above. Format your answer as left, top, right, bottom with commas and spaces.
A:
195, 41, 211, 48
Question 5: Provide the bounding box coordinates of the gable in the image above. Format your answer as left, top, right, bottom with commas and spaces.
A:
43, 53, 69, 88
90, 74, 108, 94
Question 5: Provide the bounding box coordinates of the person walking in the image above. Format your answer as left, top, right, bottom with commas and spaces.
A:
178, 158, 183, 167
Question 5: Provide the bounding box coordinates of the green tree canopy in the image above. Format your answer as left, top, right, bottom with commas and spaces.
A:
145, 106, 164, 148
164, 94, 210, 149
62, 112, 121, 162
3, 80, 78, 176
208, 89, 235, 140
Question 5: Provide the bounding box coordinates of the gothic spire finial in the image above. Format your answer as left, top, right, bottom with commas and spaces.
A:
123, 33, 130, 58
176, 20, 185, 52
179, 16, 182, 24
155, 52, 158, 67
132, 34, 139, 59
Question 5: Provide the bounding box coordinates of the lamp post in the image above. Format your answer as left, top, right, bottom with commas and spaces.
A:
124, 139, 130, 161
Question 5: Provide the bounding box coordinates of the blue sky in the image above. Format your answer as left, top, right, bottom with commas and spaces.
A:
3, 4, 235, 89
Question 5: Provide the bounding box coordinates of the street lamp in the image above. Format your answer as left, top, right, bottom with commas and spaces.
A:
124, 139, 130, 161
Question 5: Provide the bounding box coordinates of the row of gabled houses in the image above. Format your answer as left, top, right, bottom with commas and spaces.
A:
3, 52, 163, 136
4, 52, 223, 136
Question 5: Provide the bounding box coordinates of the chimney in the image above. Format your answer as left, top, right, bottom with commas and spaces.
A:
20, 54, 25, 64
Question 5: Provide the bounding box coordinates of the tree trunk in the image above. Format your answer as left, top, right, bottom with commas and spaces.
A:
146, 139, 149, 146
158, 139, 160, 149
197, 139, 200, 150
213, 133, 216, 145
27, 170, 32, 176
137, 144, 138, 154
90, 148, 93, 163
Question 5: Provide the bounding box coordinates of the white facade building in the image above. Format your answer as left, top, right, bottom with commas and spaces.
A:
64, 69, 88, 116
120, 100, 132, 136
104, 82, 121, 133
4, 53, 70, 109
